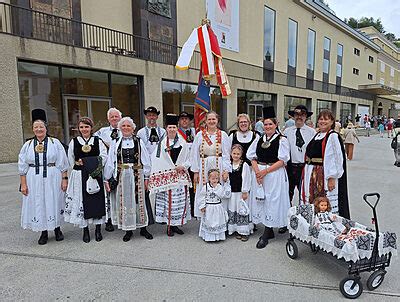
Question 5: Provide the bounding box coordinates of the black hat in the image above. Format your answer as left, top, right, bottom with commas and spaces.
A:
288, 105, 313, 118
144, 106, 160, 115
263, 106, 276, 120
31, 109, 47, 124
165, 114, 179, 126
179, 111, 194, 120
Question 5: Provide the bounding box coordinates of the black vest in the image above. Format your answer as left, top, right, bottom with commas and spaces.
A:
231, 131, 256, 163
169, 146, 182, 164
117, 136, 141, 165
229, 163, 243, 193
73, 136, 100, 160
256, 134, 281, 164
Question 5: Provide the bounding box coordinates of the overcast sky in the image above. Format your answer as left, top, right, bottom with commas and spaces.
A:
326, 0, 400, 38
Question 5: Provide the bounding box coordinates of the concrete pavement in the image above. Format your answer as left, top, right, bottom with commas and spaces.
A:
0, 134, 399, 301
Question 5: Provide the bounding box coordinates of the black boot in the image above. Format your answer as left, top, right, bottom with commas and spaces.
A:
278, 226, 288, 234
140, 227, 153, 240
83, 227, 90, 243
38, 231, 48, 245
95, 224, 103, 242
171, 226, 184, 235
123, 231, 133, 242
167, 226, 174, 237
256, 227, 273, 249
54, 227, 64, 241
105, 218, 114, 232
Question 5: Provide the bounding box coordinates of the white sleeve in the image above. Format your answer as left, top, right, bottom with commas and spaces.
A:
54, 139, 69, 172
246, 136, 260, 161
190, 133, 201, 173
18, 142, 30, 176
241, 162, 251, 193
278, 137, 290, 164
140, 140, 151, 178
103, 140, 116, 180
98, 139, 108, 167
67, 140, 75, 168
221, 131, 232, 172
198, 185, 207, 210
180, 142, 191, 169
324, 133, 344, 180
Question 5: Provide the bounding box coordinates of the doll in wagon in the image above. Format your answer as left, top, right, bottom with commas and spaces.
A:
314, 196, 347, 236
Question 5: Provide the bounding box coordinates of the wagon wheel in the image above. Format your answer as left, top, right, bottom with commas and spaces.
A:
339, 277, 363, 299
286, 240, 298, 259
366, 270, 386, 291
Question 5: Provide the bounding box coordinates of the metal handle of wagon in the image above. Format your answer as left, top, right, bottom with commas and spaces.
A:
363, 193, 381, 261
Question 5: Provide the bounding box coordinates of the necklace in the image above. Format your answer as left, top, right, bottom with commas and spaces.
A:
261, 133, 276, 149
81, 136, 92, 153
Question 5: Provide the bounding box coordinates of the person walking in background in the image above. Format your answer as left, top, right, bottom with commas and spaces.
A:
387, 117, 394, 138
343, 122, 360, 161
365, 120, 371, 137
378, 123, 384, 138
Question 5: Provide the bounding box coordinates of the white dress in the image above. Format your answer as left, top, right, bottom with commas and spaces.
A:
103, 136, 151, 231
18, 137, 69, 232
64, 136, 108, 228
198, 182, 231, 242
150, 136, 192, 226
190, 130, 232, 217
227, 162, 252, 235
247, 133, 291, 228
314, 211, 346, 236
301, 132, 344, 214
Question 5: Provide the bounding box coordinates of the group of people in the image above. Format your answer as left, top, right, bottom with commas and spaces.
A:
18, 104, 350, 249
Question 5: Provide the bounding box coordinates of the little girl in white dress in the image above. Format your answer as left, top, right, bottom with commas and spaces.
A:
198, 169, 231, 242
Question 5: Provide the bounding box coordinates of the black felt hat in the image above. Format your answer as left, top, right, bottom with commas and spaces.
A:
263, 106, 276, 120
165, 114, 179, 126
288, 105, 313, 118
143, 106, 160, 115
31, 109, 47, 124
178, 111, 194, 120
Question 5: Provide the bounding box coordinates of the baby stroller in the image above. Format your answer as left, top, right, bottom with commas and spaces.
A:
286, 193, 397, 299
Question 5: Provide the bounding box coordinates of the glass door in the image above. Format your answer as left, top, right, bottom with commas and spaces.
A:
247, 103, 263, 123
63, 96, 111, 142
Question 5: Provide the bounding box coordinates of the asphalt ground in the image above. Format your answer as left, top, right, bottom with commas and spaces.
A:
0, 134, 399, 301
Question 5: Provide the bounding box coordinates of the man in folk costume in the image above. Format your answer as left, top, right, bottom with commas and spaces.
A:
283, 105, 316, 206
94, 107, 122, 232
103, 117, 153, 241
148, 114, 192, 236
178, 111, 196, 217
137, 106, 166, 156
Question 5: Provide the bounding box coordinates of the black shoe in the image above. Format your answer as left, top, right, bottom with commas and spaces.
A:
95, 225, 103, 242
278, 227, 288, 234
54, 227, 64, 241
105, 218, 114, 232
83, 227, 90, 243
123, 231, 133, 242
38, 231, 48, 245
167, 226, 174, 237
140, 227, 153, 240
171, 226, 184, 235
256, 237, 268, 249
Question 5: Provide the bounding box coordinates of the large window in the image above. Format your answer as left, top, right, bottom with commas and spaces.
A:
317, 100, 336, 115
18, 61, 142, 144
307, 29, 316, 71
287, 19, 298, 68
263, 7, 275, 62
340, 103, 355, 126
162, 80, 224, 128
237, 90, 276, 125
284, 96, 312, 121
336, 43, 343, 80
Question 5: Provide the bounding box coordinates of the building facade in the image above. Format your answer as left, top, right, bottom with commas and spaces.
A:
0, 0, 398, 162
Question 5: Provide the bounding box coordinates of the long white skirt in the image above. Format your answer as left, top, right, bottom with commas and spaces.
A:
64, 170, 105, 228
21, 166, 65, 232
199, 203, 228, 242
301, 164, 339, 214
155, 186, 191, 226
249, 164, 290, 228
109, 168, 148, 231
227, 192, 252, 235
194, 155, 223, 217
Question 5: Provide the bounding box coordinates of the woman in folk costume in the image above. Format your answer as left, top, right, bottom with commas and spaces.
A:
198, 169, 231, 242
148, 114, 192, 236
247, 106, 291, 249
64, 117, 107, 243
191, 111, 232, 217
301, 109, 350, 219
19, 109, 69, 245
227, 144, 252, 241
104, 117, 153, 242
228, 114, 259, 165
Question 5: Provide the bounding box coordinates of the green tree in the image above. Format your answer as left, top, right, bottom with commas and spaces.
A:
344, 16, 384, 33
385, 33, 396, 42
